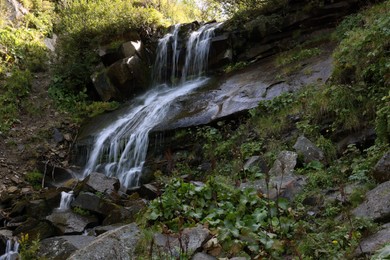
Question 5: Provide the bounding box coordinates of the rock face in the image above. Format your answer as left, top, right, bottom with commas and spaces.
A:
84, 172, 120, 195
38, 235, 96, 260
46, 211, 98, 234
293, 136, 325, 164
372, 151, 390, 183
68, 223, 140, 260
352, 181, 390, 222
71, 192, 118, 216
354, 223, 390, 257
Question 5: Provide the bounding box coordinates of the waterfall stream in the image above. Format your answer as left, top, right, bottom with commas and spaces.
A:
0, 239, 19, 260
57, 191, 74, 211
82, 23, 219, 188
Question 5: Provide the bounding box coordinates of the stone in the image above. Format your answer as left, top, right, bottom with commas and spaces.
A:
25, 199, 51, 219
68, 223, 140, 260
243, 155, 269, 174
102, 199, 146, 225
138, 183, 159, 200
372, 151, 390, 183
293, 136, 325, 164
91, 69, 119, 101
192, 252, 216, 260
354, 223, 390, 257
71, 192, 119, 216
92, 224, 124, 236
84, 172, 120, 195
241, 151, 305, 200
269, 151, 298, 177
154, 225, 210, 256
13, 218, 58, 240
53, 128, 64, 143
120, 40, 142, 57
7, 187, 18, 193
352, 181, 390, 222
38, 235, 96, 260
46, 211, 98, 234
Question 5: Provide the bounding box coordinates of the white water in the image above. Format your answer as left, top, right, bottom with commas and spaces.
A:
0, 239, 19, 260
82, 23, 219, 188
57, 191, 74, 211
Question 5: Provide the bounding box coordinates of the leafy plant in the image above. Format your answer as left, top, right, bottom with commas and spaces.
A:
25, 170, 43, 190
19, 233, 41, 260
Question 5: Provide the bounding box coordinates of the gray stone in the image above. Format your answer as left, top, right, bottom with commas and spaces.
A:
91, 69, 119, 101
192, 252, 216, 260
38, 235, 96, 260
352, 181, 390, 222
241, 151, 305, 200
154, 225, 210, 256
293, 136, 325, 164
354, 223, 390, 257
243, 156, 268, 174
68, 223, 140, 260
46, 211, 98, 234
373, 151, 390, 183
85, 172, 120, 195
71, 192, 118, 216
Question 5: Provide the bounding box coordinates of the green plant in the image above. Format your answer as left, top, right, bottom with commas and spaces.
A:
224, 61, 248, 73
19, 233, 41, 260
73, 206, 91, 216
148, 177, 296, 258
25, 170, 43, 190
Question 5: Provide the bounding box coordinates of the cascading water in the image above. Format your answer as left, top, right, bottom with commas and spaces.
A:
82, 23, 219, 189
0, 239, 19, 260
57, 191, 74, 211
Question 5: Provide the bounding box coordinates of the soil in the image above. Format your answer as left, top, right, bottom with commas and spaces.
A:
0, 72, 76, 195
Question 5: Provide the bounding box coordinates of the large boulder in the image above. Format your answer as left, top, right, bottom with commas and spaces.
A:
153, 225, 210, 257
372, 151, 390, 183
71, 192, 119, 216
293, 136, 325, 164
354, 223, 390, 257
352, 181, 390, 222
68, 223, 140, 260
46, 211, 98, 234
13, 218, 59, 240
84, 172, 120, 196
38, 235, 96, 260
241, 151, 305, 200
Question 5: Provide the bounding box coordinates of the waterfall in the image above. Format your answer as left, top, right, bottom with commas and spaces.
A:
57, 191, 74, 211
82, 23, 219, 189
0, 239, 19, 260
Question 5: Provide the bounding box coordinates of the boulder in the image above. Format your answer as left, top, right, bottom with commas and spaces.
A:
293, 136, 325, 164
352, 180, 390, 222
38, 235, 96, 260
68, 223, 140, 260
354, 223, 390, 257
372, 151, 390, 183
13, 218, 59, 240
46, 211, 98, 234
138, 183, 159, 200
84, 172, 120, 196
90, 69, 119, 102
241, 151, 306, 200
243, 155, 269, 174
71, 192, 119, 216
102, 199, 146, 225
154, 225, 210, 257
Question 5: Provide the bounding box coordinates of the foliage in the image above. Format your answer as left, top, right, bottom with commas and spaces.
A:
0, 69, 32, 133
148, 177, 296, 257
25, 170, 43, 190
72, 206, 91, 216
276, 47, 322, 67
19, 233, 41, 260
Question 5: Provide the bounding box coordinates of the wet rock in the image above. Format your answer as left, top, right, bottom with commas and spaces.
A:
38, 235, 96, 260
354, 223, 390, 257
352, 181, 390, 222
25, 199, 51, 219
138, 183, 159, 200
154, 225, 210, 256
90, 70, 119, 102
84, 172, 120, 195
92, 224, 124, 236
372, 151, 390, 183
192, 252, 216, 260
71, 192, 119, 216
13, 218, 59, 240
46, 211, 98, 234
68, 223, 140, 260
293, 136, 324, 164
38, 164, 76, 188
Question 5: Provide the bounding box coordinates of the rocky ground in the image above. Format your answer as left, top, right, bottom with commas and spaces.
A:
0, 72, 75, 196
